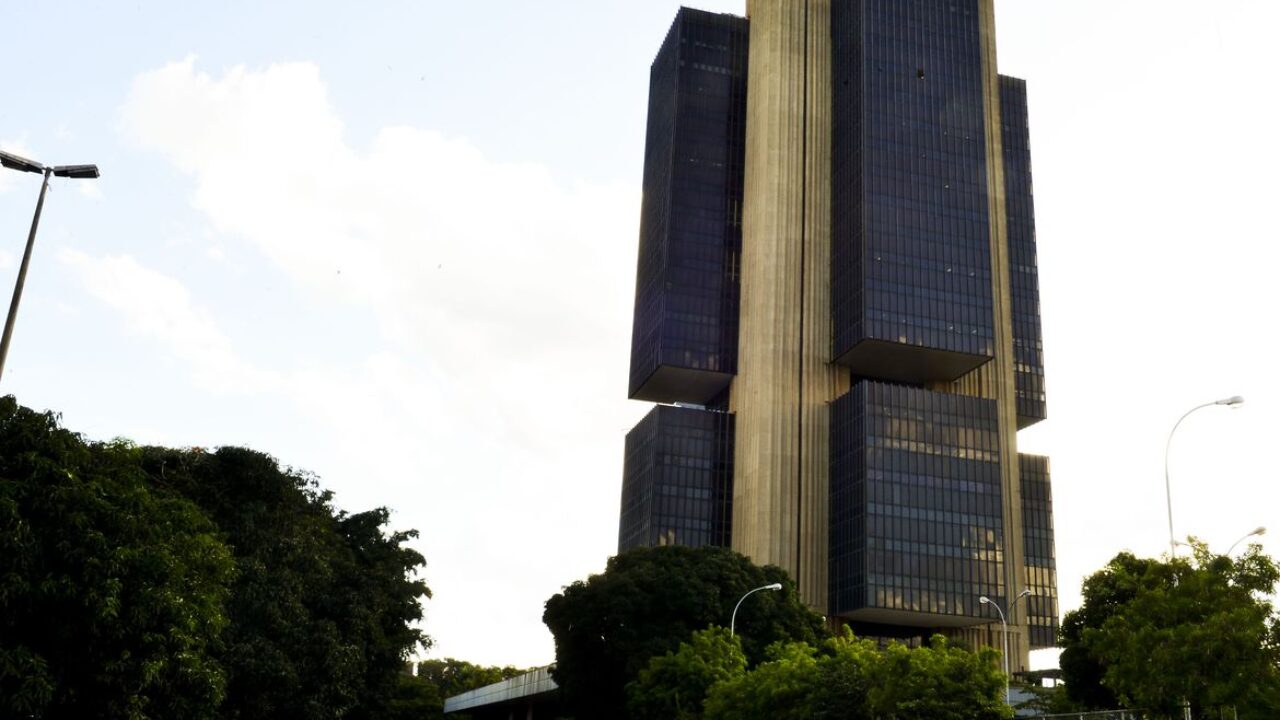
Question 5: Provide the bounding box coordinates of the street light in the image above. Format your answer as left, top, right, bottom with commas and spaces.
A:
730, 582, 782, 637
980, 591, 1029, 706
0, 149, 99, 382
1165, 396, 1244, 557
1226, 526, 1266, 556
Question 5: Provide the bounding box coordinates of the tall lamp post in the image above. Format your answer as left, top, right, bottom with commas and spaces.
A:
980, 589, 1030, 705
0, 149, 99, 383
1165, 396, 1243, 557
730, 582, 782, 637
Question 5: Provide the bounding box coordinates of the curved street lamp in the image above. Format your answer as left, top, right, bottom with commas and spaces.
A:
730, 582, 782, 637
1226, 526, 1266, 556
0, 149, 100, 382
1165, 396, 1243, 557
980, 589, 1031, 706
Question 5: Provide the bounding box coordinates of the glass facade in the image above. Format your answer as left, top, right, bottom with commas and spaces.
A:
1001, 75, 1047, 428
618, 405, 734, 553
1019, 453, 1058, 649
628, 9, 749, 405
830, 381, 1006, 622
620, 3, 1057, 655
832, 0, 995, 383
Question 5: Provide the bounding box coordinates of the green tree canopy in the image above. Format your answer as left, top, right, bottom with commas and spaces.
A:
703, 632, 1009, 720
626, 627, 747, 720
0, 396, 235, 719
1059, 551, 1159, 709
138, 446, 431, 720
0, 396, 432, 719
1063, 544, 1280, 718
871, 636, 1009, 720
414, 658, 526, 701
542, 545, 827, 719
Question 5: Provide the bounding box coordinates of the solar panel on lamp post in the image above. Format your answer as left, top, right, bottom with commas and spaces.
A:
0, 150, 99, 382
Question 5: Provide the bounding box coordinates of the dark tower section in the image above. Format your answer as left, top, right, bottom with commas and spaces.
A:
618, 405, 734, 552
832, 0, 995, 383
1019, 453, 1058, 648
628, 9, 749, 405
1000, 76, 1047, 428
830, 382, 1007, 626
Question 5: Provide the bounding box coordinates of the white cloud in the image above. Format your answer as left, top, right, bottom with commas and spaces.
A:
0, 249, 12, 271
117, 58, 644, 666
59, 249, 279, 394
78, 182, 103, 200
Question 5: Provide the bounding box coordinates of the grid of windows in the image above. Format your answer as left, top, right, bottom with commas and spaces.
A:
830, 381, 1006, 619
1019, 453, 1058, 649
1001, 76, 1047, 428
618, 405, 734, 553
832, 0, 995, 367
628, 9, 748, 403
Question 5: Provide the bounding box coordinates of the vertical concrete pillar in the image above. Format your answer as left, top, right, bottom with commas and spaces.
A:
732, 0, 842, 611
977, 0, 1029, 674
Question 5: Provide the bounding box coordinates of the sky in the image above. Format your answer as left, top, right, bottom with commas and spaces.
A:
1, 0, 1278, 671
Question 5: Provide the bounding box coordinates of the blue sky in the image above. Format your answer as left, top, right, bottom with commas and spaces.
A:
2, 0, 1279, 669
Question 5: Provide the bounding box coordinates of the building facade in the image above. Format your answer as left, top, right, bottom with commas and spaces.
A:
618, 0, 1055, 671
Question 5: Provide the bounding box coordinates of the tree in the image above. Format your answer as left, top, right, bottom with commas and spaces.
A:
870, 636, 1009, 720
0, 396, 432, 719
1064, 544, 1280, 718
703, 632, 1008, 720
1059, 551, 1159, 709
415, 658, 526, 701
626, 627, 746, 720
138, 446, 432, 720
542, 545, 827, 719
703, 640, 825, 720
384, 673, 443, 720
0, 396, 235, 719
392, 658, 529, 720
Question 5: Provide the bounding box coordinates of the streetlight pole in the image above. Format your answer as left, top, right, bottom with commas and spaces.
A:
730, 582, 782, 637
980, 593, 1025, 705
1165, 396, 1243, 557
0, 150, 99, 382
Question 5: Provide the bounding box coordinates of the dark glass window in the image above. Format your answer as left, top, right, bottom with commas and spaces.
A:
628, 9, 748, 404
1019, 453, 1058, 649
1001, 76, 1048, 428
832, 0, 996, 380
830, 381, 1006, 620
618, 405, 734, 552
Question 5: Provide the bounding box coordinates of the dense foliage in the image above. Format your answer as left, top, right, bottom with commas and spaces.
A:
0, 397, 234, 718
705, 633, 1009, 720
415, 658, 526, 701
390, 658, 530, 720
628, 628, 1009, 720
626, 627, 746, 720
139, 446, 430, 720
0, 397, 431, 719
542, 545, 827, 719
1061, 545, 1280, 718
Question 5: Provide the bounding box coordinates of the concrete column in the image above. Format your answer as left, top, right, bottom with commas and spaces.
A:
731, 0, 842, 612
978, 0, 1029, 674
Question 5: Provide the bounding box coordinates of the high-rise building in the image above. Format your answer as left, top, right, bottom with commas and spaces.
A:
618, 0, 1056, 671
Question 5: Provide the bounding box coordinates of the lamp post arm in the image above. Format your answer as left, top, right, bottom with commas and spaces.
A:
0, 168, 52, 383
730, 584, 779, 637
1226, 528, 1265, 557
